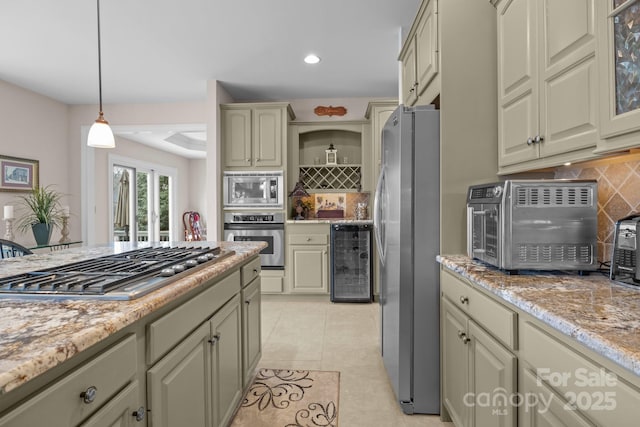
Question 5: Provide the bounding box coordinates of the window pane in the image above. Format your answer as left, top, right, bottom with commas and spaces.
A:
614, 1, 640, 114
159, 174, 170, 241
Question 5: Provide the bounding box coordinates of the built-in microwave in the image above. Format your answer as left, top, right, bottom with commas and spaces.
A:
223, 170, 284, 209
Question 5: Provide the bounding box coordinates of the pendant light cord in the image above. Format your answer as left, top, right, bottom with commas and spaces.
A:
96, 0, 104, 115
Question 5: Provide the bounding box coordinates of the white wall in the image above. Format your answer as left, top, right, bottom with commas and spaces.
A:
0, 80, 71, 247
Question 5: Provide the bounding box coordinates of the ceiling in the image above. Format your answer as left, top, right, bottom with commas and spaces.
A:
0, 0, 420, 158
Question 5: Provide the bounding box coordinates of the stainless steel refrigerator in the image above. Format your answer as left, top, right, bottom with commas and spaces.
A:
373, 104, 440, 414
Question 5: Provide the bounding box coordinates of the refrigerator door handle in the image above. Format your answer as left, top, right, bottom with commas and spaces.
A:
373, 166, 386, 264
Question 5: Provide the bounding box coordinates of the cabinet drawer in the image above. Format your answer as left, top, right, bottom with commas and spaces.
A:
241, 257, 261, 287
0, 334, 137, 427
441, 269, 516, 349
521, 320, 640, 427
289, 234, 328, 245
147, 270, 240, 364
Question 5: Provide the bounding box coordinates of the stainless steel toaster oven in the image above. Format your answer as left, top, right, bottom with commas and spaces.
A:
466, 180, 598, 272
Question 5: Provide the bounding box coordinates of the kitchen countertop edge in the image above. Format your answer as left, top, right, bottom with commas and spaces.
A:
437, 255, 640, 378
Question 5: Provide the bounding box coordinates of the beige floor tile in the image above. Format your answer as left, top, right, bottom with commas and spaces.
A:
259, 297, 453, 427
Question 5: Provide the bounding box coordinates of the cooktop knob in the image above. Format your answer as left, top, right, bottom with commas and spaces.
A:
492, 185, 503, 198
160, 268, 175, 277
185, 259, 199, 268
197, 255, 209, 263
172, 264, 186, 273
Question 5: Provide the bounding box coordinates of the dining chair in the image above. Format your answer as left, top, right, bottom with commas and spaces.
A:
0, 239, 33, 259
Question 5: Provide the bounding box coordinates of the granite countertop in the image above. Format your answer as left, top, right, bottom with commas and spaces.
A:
437, 255, 640, 377
286, 218, 373, 224
0, 241, 266, 395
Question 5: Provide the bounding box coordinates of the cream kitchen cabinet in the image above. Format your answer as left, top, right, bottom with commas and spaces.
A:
80, 381, 145, 427
595, 0, 640, 153
287, 224, 329, 294
147, 294, 242, 427
519, 317, 640, 427
221, 102, 294, 169
441, 269, 517, 427
0, 335, 140, 427
399, 0, 439, 106
496, 0, 599, 174
241, 257, 262, 387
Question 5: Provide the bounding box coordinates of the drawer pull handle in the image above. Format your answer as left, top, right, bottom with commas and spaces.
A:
80, 386, 98, 404
208, 334, 221, 345
132, 407, 146, 422
460, 296, 469, 304
462, 335, 471, 344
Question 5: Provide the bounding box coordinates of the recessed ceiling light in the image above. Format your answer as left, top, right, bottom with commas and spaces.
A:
304, 54, 321, 64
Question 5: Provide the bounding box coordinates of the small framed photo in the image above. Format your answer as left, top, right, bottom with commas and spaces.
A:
0, 155, 39, 192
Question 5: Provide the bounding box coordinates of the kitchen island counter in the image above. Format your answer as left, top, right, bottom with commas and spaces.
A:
0, 241, 265, 395
437, 255, 640, 378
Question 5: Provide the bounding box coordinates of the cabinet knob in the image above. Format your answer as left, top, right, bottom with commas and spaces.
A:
245, 158, 251, 162
245, 300, 251, 305
534, 135, 544, 144
526, 137, 534, 146
457, 330, 465, 338
460, 296, 469, 304
208, 334, 221, 345
253, 268, 258, 275
80, 386, 98, 404
462, 335, 471, 344
132, 407, 146, 422
307, 237, 312, 242
255, 158, 261, 162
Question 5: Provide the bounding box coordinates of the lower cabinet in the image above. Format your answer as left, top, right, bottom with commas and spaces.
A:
0, 334, 139, 427
519, 368, 594, 427
242, 276, 262, 387
80, 381, 145, 427
147, 294, 242, 427
441, 298, 517, 427
287, 224, 329, 294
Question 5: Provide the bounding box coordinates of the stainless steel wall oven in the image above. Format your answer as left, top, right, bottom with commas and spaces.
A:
223, 212, 284, 269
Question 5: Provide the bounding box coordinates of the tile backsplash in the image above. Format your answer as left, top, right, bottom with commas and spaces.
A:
554, 153, 640, 263
291, 192, 370, 220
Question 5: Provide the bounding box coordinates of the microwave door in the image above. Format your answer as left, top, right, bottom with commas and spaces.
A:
470, 206, 487, 261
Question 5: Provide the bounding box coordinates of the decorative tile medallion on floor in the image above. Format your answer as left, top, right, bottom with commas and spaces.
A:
230, 369, 340, 427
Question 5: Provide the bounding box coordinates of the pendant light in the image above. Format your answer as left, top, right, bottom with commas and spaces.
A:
87, 0, 115, 148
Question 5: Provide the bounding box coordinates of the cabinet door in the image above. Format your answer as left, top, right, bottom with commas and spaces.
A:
253, 107, 283, 167
416, 0, 438, 97
401, 36, 418, 106
538, 0, 597, 158
289, 244, 328, 293
147, 322, 212, 427
242, 277, 262, 387
441, 298, 470, 427
497, 0, 539, 166
468, 320, 516, 427
210, 295, 243, 427
520, 368, 595, 427
222, 108, 252, 167
597, 0, 640, 146
80, 381, 143, 427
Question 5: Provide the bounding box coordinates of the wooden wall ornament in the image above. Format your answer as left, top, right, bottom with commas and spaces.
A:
314, 105, 347, 117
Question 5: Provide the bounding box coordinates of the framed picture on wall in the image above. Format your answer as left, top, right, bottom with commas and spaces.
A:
0, 155, 39, 192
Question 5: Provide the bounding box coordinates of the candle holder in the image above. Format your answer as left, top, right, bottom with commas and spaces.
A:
59, 215, 70, 244
3, 217, 14, 241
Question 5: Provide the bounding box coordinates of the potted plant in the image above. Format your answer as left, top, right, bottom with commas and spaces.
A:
15, 185, 63, 246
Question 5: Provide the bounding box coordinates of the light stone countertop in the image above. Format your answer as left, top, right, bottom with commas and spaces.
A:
286, 218, 373, 224
0, 241, 265, 394
437, 255, 640, 377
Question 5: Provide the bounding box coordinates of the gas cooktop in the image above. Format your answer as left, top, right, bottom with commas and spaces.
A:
0, 245, 235, 300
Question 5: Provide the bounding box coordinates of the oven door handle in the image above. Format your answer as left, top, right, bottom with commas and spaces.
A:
223, 223, 284, 230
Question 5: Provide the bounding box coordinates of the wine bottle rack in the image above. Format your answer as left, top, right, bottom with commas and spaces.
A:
299, 165, 362, 191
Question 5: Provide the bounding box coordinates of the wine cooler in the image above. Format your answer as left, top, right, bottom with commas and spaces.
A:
330, 223, 373, 302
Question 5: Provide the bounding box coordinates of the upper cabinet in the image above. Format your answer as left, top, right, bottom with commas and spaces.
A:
221, 102, 295, 169
399, 0, 439, 106
596, 0, 640, 153
497, 0, 599, 174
